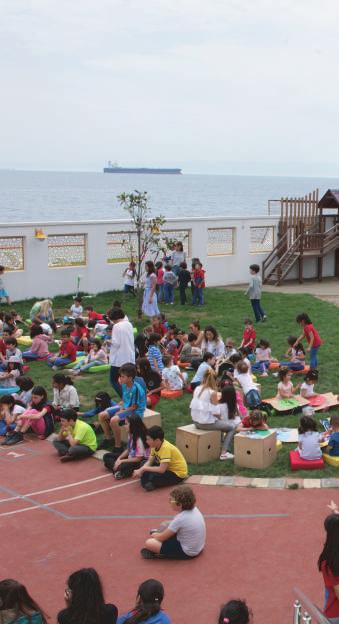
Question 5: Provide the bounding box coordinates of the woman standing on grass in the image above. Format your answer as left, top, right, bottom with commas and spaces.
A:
142, 261, 160, 318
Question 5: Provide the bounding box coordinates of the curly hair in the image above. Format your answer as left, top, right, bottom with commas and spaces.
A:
170, 485, 196, 510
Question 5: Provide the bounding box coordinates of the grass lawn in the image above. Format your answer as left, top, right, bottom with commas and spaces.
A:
6, 287, 339, 479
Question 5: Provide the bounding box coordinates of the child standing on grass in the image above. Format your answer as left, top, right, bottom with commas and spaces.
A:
297, 415, 322, 460
245, 263, 266, 322
177, 262, 191, 305
155, 261, 165, 303
0, 266, 11, 305
239, 319, 256, 355
294, 313, 322, 369
123, 261, 136, 295
192, 261, 205, 306
163, 264, 177, 305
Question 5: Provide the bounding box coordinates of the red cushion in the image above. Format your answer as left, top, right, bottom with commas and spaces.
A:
22, 365, 30, 373
289, 450, 324, 471
161, 389, 183, 399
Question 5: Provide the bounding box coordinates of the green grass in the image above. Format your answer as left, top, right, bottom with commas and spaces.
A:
6, 287, 339, 478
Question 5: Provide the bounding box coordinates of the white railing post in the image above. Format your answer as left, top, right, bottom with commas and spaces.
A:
293, 600, 302, 624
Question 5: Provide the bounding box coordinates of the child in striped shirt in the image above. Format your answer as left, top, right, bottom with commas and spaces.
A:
147, 333, 164, 373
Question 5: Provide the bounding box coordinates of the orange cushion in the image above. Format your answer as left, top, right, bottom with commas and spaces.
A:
178, 361, 190, 369
160, 389, 183, 399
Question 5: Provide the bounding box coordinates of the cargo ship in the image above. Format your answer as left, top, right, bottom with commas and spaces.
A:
103, 161, 182, 174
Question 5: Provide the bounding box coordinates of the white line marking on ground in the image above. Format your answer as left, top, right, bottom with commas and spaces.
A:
0, 480, 135, 517
0, 473, 112, 504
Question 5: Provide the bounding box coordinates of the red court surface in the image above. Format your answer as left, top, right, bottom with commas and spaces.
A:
0, 439, 333, 623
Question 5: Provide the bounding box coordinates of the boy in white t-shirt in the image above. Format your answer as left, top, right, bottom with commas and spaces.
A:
141, 484, 206, 560
234, 360, 261, 409
162, 355, 187, 390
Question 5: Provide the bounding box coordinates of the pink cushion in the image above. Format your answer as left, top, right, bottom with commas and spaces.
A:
289, 450, 324, 471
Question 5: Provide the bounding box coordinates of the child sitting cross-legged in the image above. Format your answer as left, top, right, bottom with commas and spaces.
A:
300, 369, 319, 399
53, 409, 97, 462
71, 318, 90, 352
276, 366, 299, 399
162, 354, 187, 391
98, 363, 146, 452
140, 484, 206, 560
236, 409, 268, 432
70, 339, 108, 375
2, 386, 54, 446
0, 395, 26, 439
48, 329, 77, 369
103, 414, 150, 480
296, 415, 322, 461
323, 414, 339, 457
250, 338, 273, 377
279, 335, 305, 371
22, 324, 51, 360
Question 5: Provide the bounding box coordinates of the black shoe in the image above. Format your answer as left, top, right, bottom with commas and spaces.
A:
98, 438, 113, 450
144, 482, 156, 492
114, 471, 123, 480
5, 432, 24, 446
140, 548, 157, 559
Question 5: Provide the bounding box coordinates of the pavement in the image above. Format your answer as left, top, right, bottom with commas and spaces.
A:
225, 277, 339, 306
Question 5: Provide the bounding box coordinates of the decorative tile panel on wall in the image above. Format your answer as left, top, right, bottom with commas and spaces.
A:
48, 234, 87, 267
207, 228, 234, 256
0, 237, 24, 271
106, 231, 137, 263
250, 226, 274, 253
160, 229, 191, 256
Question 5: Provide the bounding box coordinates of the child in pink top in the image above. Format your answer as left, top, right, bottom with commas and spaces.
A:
22, 325, 50, 360
71, 339, 108, 375
155, 261, 165, 303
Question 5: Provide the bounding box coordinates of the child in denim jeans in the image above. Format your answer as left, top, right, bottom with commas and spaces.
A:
192, 261, 205, 306
234, 360, 261, 408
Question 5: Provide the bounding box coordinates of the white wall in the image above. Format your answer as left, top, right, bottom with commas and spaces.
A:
1, 216, 279, 300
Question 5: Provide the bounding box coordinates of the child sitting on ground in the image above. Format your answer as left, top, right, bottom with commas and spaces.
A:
234, 361, 261, 409
98, 363, 146, 452
276, 366, 299, 399
13, 376, 34, 406
103, 414, 150, 479
0, 359, 22, 388
85, 305, 106, 328
251, 338, 273, 377
190, 352, 216, 390
52, 374, 80, 416
4, 385, 54, 445
4, 337, 23, 364
69, 297, 84, 320
323, 414, 339, 457
48, 329, 77, 369
53, 409, 97, 462
82, 391, 115, 419
22, 325, 50, 360
71, 339, 108, 375
237, 409, 268, 432
297, 415, 322, 460
279, 335, 305, 371
239, 318, 256, 355
162, 355, 187, 391
136, 357, 162, 409
141, 484, 206, 560
224, 337, 238, 358
217, 600, 252, 624
300, 369, 319, 399
71, 318, 90, 352
117, 579, 171, 624
0, 395, 26, 437
180, 332, 202, 363
147, 333, 164, 373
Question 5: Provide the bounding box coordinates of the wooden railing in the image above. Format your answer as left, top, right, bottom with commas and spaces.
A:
262, 229, 289, 281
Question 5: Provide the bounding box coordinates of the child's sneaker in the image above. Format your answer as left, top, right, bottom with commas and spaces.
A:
5, 432, 24, 446
261, 372, 268, 377
114, 471, 123, 480
220, 451, 234, 461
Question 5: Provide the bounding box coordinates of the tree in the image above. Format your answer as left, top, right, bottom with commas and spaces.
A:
117, 190, 166, 317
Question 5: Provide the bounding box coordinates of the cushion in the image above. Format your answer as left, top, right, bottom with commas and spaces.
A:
269, 362, 310, 374
76, 351, 86, 357
323, 453, 339, 467
88, 364, 110, 373
0, 386, 20, 396
289, 450, 324, 471
64, 356, 85, 369
17, 336, 32, 346
161, 389, 183, 399
177, 361, 190, 369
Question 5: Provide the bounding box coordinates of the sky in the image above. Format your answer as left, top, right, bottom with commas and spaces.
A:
2, 0, 339, 175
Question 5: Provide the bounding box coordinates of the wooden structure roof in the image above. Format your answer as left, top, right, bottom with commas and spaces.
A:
318, 189, 339, 211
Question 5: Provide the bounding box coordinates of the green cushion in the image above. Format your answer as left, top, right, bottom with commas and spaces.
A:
64, 356, 85, 369
88, 364, 110, 373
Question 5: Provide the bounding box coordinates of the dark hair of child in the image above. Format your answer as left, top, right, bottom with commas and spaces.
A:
93, 339, 102, 350
147, 425, 164, 441
123, 579, 165, 624
190, 320, 200, 329
5, 337, 17, 347
180, 261, 187, 269
278, 366, 290, 381
127, 414, 148, 451
31, 386, 48, 409
204, 325, 219, 341
164, 264, 172, 271
16, 376, 34, 392
60, 408, 78, 422
287, 335, 305, 352
296, 313, 312, 324
236, 361, 249, 374
163, 354, 173, 367
74, 317, 86, 328
0, 395, 25, 410
318, 514, 339, 576
7, 361, 23, 374
219, 385, 237, 419
94, 392, 112, 410
218, 599, 251, 624
298, 415, 318, 434
249, 410, 266, 427
136, 357, 153, 379
202, 351, 215, 362
330, 414, 339, 428
145, 261, 156, 275
258, 338, 270, 349
62, 567, 106, 624
30, 324, 43, 338
85, 305, 94, 311
109, 308, 125, 321
228, 353, 242, 366
238, 347, 248, 359
119, 363, 136, 379
187, 333, 197, 343
155, 261, 163, 269
61, 329, 71, 337
243, 318, 253, 326
170, 484, 196, 510
0, 579, 47, 624
148, 333, 161, 345
74, 296, 82, 303
53, 374, 74, 387
305, 369, 319, 382
249, 263, 260, 273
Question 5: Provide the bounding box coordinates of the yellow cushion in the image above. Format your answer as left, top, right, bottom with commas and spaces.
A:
323, 453, 339, 467
276, 440, 282, 450
17, 335, 32, 346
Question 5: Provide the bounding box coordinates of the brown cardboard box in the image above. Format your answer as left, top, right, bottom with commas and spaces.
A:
176, 424, 220, 464
234, 430, 277, 469
121, 408, 161, 442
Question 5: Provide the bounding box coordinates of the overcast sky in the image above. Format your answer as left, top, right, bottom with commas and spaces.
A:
2, 0, 339, 175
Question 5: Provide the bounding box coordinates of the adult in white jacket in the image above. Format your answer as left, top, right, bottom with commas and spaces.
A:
109, 308, 135, 397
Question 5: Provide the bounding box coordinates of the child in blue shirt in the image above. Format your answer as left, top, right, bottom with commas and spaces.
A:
98, 363, 146, 451
147, 333, 164, 373
117, 579, 171, 624
325, 414, 339, 456
190, 352, 216, 390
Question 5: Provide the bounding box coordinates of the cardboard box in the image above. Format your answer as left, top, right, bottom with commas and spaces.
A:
176, 424, 220, 464
234, 430, 277, 469
120, 408, 161, 442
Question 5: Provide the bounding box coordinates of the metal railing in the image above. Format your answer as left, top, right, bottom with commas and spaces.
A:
293, 588, 330, 623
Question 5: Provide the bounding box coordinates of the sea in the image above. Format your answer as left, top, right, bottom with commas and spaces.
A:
1, 169, 338, 222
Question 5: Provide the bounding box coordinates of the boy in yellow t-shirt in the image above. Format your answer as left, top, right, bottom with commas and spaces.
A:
133, 425, 188, 491
53, 409, 97, 462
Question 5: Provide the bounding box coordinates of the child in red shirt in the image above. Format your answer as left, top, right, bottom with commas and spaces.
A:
192, 261, 205, 306
85, 305, 105, 327
237, 409, 268, 432
71, 318, 89, 352
239, 319, 256, 354
295, 313, 322, 369
48, 329, 77, 369
318, 512, 339, 620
